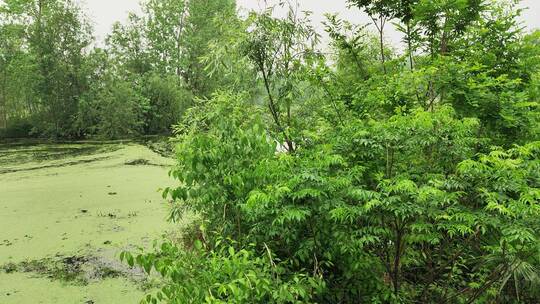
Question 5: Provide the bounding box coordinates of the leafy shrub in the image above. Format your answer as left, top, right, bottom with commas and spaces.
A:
142, 74, 193, 134
165, 91, 273, 237
0, 117, 34, 138
96, 80, 149, 139
142, 90, 540, 303
122, 240, 323, 304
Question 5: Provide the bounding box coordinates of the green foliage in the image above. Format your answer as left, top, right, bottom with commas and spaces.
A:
140, 1, 540, 302
1, 0, 540, 303
0, 0, 239, 139
107, 13, 151, 76
155, 91, 540, 303
94, 79, 149, 139
0, 0, 93, 138
121, 240, 322, 303
0, 117, 34, 138
166, 91, 273, 236
118, 0, 238, 96
242, 6, 320, 152
142, 74, 193, 134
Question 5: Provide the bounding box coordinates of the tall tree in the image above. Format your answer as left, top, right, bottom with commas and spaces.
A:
141, 0, 237, 96
0, 0, 93, 137
243, 5, 320, 152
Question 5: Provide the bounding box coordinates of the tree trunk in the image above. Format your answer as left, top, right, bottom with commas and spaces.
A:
406, 20, 414, 71
378, 17, 387, 75
379, 24, 387, 74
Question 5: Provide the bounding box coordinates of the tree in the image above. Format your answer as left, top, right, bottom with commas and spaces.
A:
141, 0, 237, 96
243, 5, 320, 152
0, 0, 93, 138
107, 13, 151, 76
348, 0, 399, 73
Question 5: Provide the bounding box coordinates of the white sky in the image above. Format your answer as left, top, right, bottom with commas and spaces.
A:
81, 0, 540, 48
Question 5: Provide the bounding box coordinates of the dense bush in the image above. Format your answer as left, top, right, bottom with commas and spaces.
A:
95, 80, 150, 139
130, 90, 539, 303
123, 1, 540, 303
0, 117, 34, 138
122, 240, 323, 303
142, 74, 193, 135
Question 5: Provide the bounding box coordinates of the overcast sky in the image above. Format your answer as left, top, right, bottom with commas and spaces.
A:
81, 0, 540, 48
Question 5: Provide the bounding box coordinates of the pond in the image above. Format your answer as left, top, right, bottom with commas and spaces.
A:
0, 141, 175, 303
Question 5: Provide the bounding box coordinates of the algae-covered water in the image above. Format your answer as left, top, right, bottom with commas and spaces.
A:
0, 141, 176, 303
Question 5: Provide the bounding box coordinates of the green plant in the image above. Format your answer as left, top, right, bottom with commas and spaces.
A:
122, 240, 323, 304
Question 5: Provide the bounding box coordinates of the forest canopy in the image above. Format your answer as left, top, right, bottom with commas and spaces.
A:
0, 0, 237, 138
2, 0, 540, 303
